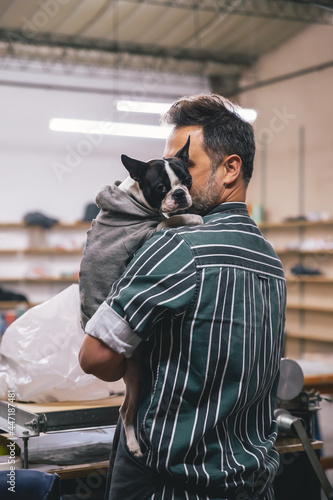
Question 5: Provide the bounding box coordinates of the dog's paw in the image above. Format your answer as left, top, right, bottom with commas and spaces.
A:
133, 448, 143, 458
157, 214, 203, 230
128, 443, 143, 458
182, 214, 203, 226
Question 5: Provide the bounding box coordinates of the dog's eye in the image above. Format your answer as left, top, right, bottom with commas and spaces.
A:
184, 176, 192, 187
156, 184, 167, 193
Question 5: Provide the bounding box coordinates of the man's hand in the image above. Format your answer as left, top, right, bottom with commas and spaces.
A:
79, 334, 125, 382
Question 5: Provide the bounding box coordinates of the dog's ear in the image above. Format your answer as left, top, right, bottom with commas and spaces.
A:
121, 154, 148, 182
175, 135, 190, 163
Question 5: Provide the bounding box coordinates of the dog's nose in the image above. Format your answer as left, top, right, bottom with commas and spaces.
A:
173, 189, 186, 200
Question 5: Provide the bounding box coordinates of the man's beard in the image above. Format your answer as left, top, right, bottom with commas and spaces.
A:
189, 173, 221, 215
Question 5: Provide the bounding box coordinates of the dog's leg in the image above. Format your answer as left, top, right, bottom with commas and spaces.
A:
119, 347, 143, 457
157, 214, 203, 230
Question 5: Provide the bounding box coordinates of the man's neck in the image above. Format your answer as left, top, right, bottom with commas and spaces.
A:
220, 184, 246, 204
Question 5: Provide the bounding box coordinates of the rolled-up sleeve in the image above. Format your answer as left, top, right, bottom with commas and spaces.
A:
85, 302, 141, 358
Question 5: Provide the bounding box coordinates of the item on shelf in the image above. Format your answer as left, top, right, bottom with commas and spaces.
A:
306, 211, 330, 222
0, 315, 6, 335
23, 211, 58, 229
284, 237, 333, 252
4, 311, 15, 328
54, 239, 81, 251
300, 237, 333, 251
59, 271, 79, 280
0, 306, 28, 336
285, 239, 302, 251
25, 266, 50, 279
0, 287, 28, 302
14, 304, 28, 319
283, 212, 330, 223
251, 204, 264, 223
284, 215, 307, 223
82, 202, 99, 222
290, 263, 322, 276
48, 232, 87, 251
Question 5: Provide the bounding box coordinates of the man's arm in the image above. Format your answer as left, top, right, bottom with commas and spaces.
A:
79, 334, 125, 382
79, 230, 196, 382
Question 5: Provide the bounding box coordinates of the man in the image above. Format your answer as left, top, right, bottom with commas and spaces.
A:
79, 94, 286, 500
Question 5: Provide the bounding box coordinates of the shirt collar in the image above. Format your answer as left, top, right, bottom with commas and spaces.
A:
208, 202, 249, 216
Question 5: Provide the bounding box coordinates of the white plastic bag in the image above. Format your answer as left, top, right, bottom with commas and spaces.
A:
0, 284, 116, 402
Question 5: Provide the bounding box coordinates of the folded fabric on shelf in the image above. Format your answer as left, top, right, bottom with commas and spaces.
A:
291, 263, 322, 276
82, 202, 99, 222
0, 287, 28, 302
23, 212, 58, 229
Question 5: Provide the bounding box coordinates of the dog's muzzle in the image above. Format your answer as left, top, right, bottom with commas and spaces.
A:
172, 189, 188, 203
162, 188, 192, 214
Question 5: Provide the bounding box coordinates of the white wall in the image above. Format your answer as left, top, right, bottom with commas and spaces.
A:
0, 61, 209, 223
239, 24, 333, 222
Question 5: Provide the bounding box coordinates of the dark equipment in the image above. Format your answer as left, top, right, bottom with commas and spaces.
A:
275, 358, 333, 500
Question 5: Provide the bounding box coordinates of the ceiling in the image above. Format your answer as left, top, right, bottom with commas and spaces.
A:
0, 0, 332, 95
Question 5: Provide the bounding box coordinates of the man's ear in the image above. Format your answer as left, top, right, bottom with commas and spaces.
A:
121, 154, 148, 182
174, 136, 190, 163
222, 154, 242, 185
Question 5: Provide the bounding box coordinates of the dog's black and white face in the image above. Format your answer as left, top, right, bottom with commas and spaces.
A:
120, 136, 193, 215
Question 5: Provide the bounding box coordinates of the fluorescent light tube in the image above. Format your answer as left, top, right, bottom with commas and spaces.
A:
116, 99, 257, 122
49, 118, 172, 139
116, 100, 171, 114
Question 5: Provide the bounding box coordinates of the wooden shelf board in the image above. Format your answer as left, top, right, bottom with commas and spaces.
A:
0, 277, 78, 284
276, 249, 333, 255
275, 438, 322, 454
0, 222, 90, 230
304, 377, 333, 394
285, 329, 333, 343
55, 222, 91, 229
286, 276, 333, 284
259, 220, 333, 230
45, 460, 109, 480
0, 248, 83, 255
1, 220, 331, 230
303, 374, 333, 394
286, 303, 333, 313
0, 223, 28, 229
0, 301, 32, 309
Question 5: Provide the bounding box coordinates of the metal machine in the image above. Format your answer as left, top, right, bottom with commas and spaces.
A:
275, 358, 333, 499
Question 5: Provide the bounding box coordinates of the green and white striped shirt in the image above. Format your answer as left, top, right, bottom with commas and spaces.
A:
86, 202, 286, 499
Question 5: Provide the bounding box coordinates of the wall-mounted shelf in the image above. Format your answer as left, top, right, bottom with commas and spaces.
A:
286, 304, 333, 314
286, 276, 333, 284
0, 222, 90, 230
276, 249, 333, 256
1, 277, 78, 284
0, 221, 87, 308
260, 218, 333, 358
285, 329, 333, 343
259, 219, 333, 230
0, 301, 30, 308
0, 302, 40, 311
0, 248, 83, 256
